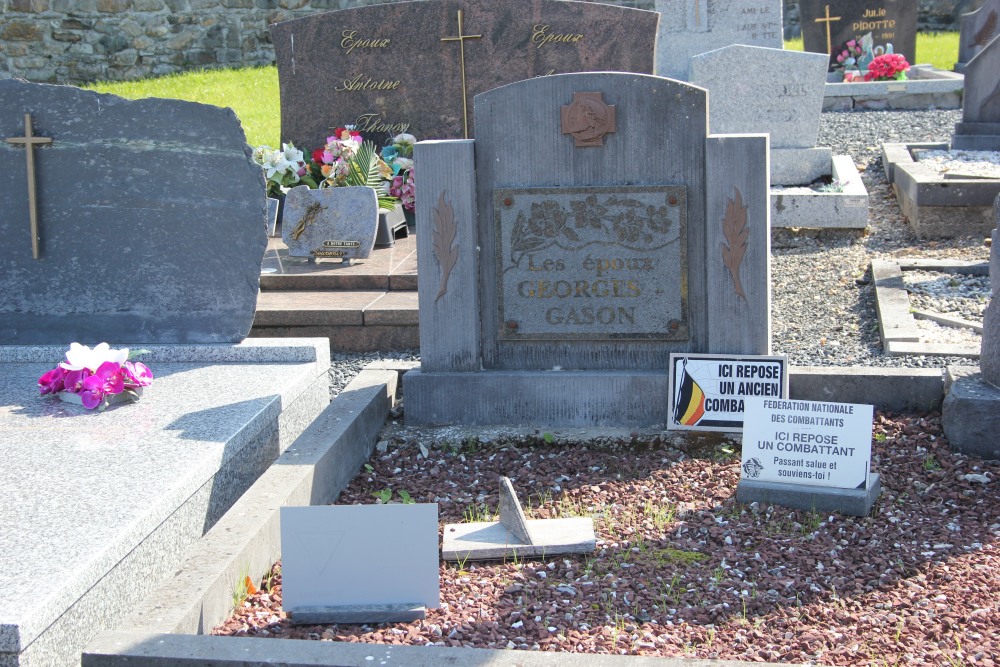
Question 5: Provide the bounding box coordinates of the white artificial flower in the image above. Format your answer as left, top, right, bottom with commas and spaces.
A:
394, 157, 414, 170
393, 133, 416, 148
280, 142, 305, 165
60, 342, 129, 372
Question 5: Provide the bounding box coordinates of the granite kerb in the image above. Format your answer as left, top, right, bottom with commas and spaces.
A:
0, 339, 330, 664
82, 365, 947, 667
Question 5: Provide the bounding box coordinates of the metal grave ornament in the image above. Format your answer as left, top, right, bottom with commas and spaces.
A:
561, 92, 616, 147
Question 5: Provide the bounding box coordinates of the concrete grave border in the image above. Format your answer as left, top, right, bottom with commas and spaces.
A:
770, 155, 869, 230
822, 65, 964, 111
881, 142, 1000, 239
85, 363, 945, 667
872, 258, 986, 358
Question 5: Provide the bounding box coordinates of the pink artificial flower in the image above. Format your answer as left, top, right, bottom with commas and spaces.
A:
847, 39, 856, 48
63, 369, 90, 394
95, 361, 125, 395
38, 367, 67, 395
79, 374, 106, 409
123, 361, 153, 388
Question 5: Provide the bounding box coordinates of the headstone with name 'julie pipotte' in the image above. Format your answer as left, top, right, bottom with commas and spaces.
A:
404, 72, 772, 427
800, 0, 917, 72
653, 0, 784, 80
270, 0, 658, 151
0, 78, 266, 345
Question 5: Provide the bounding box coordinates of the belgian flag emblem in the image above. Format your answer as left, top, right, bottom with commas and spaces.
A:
673, 361, 706, 426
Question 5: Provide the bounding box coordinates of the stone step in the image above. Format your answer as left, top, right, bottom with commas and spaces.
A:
254, 232, 420, 350
251, 290, 419, 351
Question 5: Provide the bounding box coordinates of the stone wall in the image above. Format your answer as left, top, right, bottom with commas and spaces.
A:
0, 0, 980, 84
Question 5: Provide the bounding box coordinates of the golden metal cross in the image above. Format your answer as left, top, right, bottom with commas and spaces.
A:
441, 9, 482, 139
814, 4, 842, 56
5, 113, 52, 259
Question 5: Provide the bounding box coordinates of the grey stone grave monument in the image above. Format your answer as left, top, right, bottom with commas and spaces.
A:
942, 192, 1000, 460
653, 0, 783, 80
270, 0, 658, 149
800, 0, 918, 72
404, 72, 771, 427
953, 33, 1000, 151
0, 79, 330, 666
689, 44, 869, 229
956, 0, 1000, 73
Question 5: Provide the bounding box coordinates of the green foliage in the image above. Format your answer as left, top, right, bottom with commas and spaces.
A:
343, 140, 397, 209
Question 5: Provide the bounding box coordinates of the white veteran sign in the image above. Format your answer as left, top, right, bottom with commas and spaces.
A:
740, 398, 875, 489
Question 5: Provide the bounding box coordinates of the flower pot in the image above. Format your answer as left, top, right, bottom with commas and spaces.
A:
58, 386, 144, 409
266, 195, 284, 238
375, 205, 409, 249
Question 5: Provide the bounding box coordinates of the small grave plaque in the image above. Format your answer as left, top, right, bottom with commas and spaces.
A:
741, 398, 873, 488
494, 186, 688, 341
281, 185, 378, 262
668, 354, 788, 432
800, 0, 918, 71
280, 504, 440, 624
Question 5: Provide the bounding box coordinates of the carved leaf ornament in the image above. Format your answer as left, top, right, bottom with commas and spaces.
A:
720, 187, 749, 300
971, 10, 998, 48
432, 191, 459, 302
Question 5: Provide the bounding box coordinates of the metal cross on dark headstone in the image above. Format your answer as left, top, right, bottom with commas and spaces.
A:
5, 113, 52, 259
440, 10, 482, 139
814, 4, 842, 56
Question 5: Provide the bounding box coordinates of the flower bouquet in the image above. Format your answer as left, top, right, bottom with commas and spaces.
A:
252, 143, 318, 198
38, 343, 153, 411
835, 38, 865, 80
864, 53, 910, 82
381, 133, 417, 213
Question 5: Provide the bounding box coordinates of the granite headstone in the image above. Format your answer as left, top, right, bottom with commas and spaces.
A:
654, 0, 784, 81
957, 0, 1000, 72
404, 72, 772, 427
800, 0, 918, 72
953, 33, 1000, 151
690, 45, 832, 184
0, 79, 266, 345
270, 0, 658, 150
280, 185, 379, 262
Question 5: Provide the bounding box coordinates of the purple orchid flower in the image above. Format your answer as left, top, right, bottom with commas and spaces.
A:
123, 361, 153, 388
80, 374, 106, 409
38, 367, 67, 395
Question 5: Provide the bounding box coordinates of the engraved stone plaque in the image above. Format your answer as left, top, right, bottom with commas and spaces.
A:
494, 186, 687, 341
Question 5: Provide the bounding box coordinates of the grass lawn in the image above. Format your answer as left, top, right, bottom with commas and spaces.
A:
83, 31, 960, 148
83, 66, 280, 148
784, 31, 959, 70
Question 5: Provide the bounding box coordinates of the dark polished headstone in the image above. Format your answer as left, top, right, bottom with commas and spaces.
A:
270, 0, 658, 150
800, 0, 917, 72
0, 79, 267, 344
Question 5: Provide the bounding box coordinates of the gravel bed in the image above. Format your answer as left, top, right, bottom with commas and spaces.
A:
912, 149, 1000, 179
212, 110, 1000, 666
773, 109, 990, 368
215, 416, 999, 666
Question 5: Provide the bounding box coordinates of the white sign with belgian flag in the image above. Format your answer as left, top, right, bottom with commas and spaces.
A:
667, 354, 788, 432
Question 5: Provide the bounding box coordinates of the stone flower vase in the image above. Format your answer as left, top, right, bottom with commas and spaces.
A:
266, 194, 283, 237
